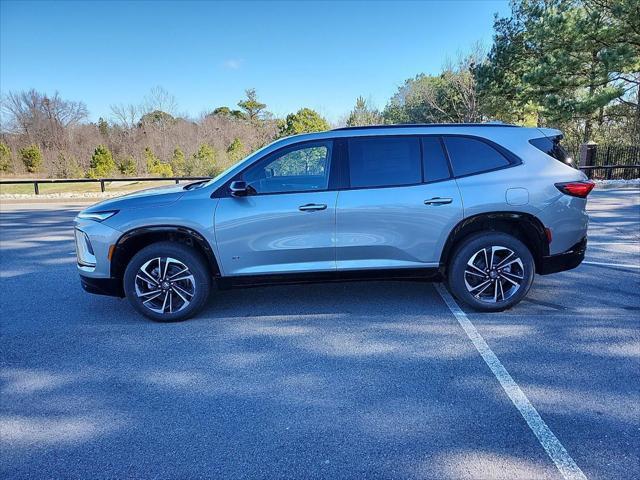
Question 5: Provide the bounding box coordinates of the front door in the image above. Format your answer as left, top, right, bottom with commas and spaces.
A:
214, 140, 337, 276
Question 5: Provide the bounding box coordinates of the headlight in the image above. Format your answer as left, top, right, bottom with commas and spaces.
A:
77, 210, 118, 222
75, 229, 96, 267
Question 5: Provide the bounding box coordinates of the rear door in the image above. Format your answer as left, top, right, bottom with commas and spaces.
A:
214, 140, 338, 276
335, 135, 463, 270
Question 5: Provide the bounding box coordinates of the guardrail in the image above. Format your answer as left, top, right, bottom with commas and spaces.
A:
1, 166, 638, 195
0, 176, 211, 195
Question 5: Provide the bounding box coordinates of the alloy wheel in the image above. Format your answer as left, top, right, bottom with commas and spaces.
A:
134, 257, 196, 314
463, 246, 525, 303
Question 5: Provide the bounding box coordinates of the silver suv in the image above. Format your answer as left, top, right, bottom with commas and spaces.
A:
74, 124, 593, 321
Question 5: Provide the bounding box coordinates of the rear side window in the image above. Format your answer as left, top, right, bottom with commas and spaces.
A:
443, 136, 511, 177
347, 136, 421, 188
422, 137, 451, 182
530, 136, 573, 164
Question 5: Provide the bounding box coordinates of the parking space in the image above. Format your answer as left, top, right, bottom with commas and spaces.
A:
1, 188, 638, 479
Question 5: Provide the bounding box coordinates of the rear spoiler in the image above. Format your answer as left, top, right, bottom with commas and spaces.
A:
537, 127, 563, 139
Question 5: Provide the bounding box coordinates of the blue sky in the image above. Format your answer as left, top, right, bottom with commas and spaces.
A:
1, 0, 510, 123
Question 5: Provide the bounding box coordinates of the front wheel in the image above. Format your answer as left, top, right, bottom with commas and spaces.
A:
447, 232, 535, 312
123, 242, 211, 322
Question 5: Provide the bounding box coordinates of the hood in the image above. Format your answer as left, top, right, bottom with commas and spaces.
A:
82, 183, 187, 213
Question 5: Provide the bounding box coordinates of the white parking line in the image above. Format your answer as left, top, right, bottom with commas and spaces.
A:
435, 284, 587, 480
587, 241, 638, 246
583, 260, 640, 269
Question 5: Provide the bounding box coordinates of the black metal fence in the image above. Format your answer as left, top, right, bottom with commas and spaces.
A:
0, 176, 211, 195
582, 144, 640, 180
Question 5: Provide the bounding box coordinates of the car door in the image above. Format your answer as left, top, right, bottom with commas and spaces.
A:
336, 135, 463, 270
214, 140, 338, 276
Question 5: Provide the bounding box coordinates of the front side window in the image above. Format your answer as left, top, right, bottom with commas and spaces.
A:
444, 136, 511, 177
242, 141, 332, 194
347, 136, 421, 188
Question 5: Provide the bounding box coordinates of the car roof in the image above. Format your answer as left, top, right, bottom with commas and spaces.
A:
275, 123, 537, 146
332, 123, 518, 131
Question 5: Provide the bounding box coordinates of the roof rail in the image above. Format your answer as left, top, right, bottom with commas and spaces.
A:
332, 122, 518, 131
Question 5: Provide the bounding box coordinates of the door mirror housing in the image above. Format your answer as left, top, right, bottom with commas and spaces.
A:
229, 181, 249, 197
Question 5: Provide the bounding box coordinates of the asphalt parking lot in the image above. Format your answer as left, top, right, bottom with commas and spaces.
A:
1, 188, 638, 480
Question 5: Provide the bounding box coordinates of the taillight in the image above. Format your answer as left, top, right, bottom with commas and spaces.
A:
555, 181, 595, 198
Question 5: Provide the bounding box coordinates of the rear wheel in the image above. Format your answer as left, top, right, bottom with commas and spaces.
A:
123, 242, 211, 322
447, 232, 535, 312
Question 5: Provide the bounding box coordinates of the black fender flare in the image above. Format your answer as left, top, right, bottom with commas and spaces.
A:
110, 225, 220, 280
439, 212, 549, 273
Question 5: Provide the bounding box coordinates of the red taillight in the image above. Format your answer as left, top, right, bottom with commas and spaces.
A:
555, 181, 595, 198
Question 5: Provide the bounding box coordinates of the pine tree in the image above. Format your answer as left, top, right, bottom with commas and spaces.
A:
0, 142, 13, 173
171, 147, 187, 176
87, 144, 116, 178
237, 89, 267, 121
278, 108, 330, 137
226, 138, 245, 163
20, 144, 44, 173
144, 147, 173, 177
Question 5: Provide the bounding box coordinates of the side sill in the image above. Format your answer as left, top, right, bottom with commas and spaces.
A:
217, 267, 442, 289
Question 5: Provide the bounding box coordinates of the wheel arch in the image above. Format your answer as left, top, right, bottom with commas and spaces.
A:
110, 225, 220, 282
439, 212, 549, 274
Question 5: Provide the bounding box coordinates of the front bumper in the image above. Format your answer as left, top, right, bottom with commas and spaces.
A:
80, 275, 124, 297
539, 237, 587, 275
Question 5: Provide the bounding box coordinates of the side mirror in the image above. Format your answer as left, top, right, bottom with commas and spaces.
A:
229, 181, 248, 197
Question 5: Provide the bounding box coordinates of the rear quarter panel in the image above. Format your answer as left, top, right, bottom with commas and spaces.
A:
455, 131, 589, 255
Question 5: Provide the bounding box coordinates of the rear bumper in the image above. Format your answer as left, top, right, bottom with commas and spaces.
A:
539, 237, 587, 275
80, 275, 124, 297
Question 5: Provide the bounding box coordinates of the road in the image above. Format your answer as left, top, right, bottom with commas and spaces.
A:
1, 189, 639, 479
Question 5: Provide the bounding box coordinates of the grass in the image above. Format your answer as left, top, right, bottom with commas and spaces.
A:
0, 180, 180, 195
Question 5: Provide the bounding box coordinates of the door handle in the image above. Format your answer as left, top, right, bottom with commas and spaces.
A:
299, 203, 327, 212
424, 197, 453, 205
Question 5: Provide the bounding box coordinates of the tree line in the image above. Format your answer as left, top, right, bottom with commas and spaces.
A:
0, 0, 637, 178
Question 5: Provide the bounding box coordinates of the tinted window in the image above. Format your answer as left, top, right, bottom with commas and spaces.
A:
530, 136, 573, 164
422, 137, 450, 182
444, 137, 511, 177
348, 136, 421, 188
243, 141, 332, 194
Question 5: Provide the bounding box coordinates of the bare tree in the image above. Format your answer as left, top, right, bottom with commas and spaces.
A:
1, 89, 87, 147
110, 103, 140, 129
441, 44, 486, 123
142, 86, 178, 115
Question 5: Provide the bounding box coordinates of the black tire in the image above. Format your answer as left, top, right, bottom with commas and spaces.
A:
447, 232, 535, 312
123, 241, 211, 322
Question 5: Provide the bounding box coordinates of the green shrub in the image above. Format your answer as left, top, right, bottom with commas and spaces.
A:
0, 142, 13, 173
19, 144, 43, 173
226, 138, 246, 163
144, 147, 173, 177
117, 156, 137, 176
87, 144, 116, 178
171, 147, 186, 176
186, 143, 218, 176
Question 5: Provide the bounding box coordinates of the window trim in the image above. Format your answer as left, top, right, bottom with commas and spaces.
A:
213, 139, 338, 198
213, 133, 523, 197
421, 136, 453, 184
